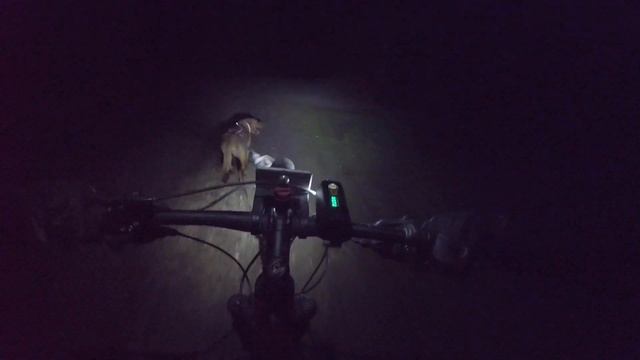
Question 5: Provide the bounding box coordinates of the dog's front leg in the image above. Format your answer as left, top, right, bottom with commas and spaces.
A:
221, 148, 233, 183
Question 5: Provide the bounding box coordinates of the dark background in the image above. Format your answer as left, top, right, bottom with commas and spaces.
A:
2, 1, 638, 359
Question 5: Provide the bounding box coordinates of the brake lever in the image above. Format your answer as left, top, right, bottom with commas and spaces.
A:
425, 212, 509, 272
373, 215, 420, 245
99, 194, 174, 244
101, 197, 150, 234
360, 216, 428, 264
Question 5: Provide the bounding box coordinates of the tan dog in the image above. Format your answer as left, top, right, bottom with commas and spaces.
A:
220, 116, 263, 182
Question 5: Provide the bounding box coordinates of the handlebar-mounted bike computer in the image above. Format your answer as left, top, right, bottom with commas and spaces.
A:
316, 180, 351, 246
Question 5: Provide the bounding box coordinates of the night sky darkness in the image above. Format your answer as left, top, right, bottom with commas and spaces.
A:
2, 1, 638, 359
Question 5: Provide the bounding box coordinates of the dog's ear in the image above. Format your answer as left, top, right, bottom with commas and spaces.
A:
249, 118, 264, 132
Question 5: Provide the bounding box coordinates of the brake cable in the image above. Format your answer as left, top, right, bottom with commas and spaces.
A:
153, 181, 315, 203
153, 181, 258, 202
239, 250, 261, 294
197, 187, 242, 211
173, 230, 252, 294
300, 245, 329, 294
155, 180, 320, 295
301, 250, 329, 294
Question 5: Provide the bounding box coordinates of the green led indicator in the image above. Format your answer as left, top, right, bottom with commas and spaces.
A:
330, 195, 339, 208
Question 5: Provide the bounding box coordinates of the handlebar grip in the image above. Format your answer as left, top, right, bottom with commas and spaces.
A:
152, 210, 256, 233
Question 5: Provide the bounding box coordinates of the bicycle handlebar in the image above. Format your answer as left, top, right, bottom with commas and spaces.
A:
149, 209, 412, 243
351, 223, 410, 243
101, 199, 489, 270
152, 210, 256, 232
